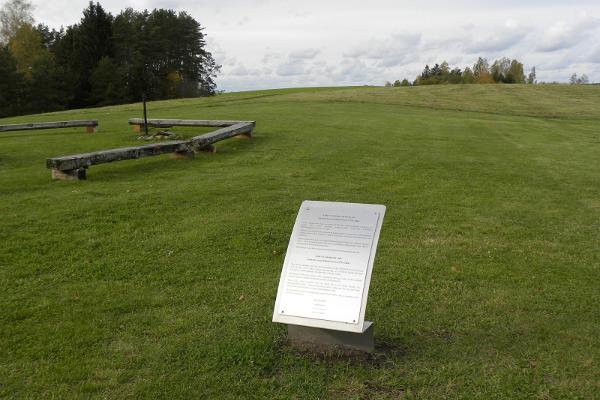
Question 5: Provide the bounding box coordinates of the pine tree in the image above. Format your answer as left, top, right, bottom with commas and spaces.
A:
421, 65, 431, 79
527, 67, 536, 84
25, 51, 68, 113
59, 1, 114, 107
89, 56, 124, 105
0, 45, 24, 116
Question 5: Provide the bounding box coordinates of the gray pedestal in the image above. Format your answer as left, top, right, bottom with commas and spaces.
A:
287, 321, 374, 353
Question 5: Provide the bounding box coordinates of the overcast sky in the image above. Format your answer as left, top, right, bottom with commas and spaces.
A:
28, 0, 600, 91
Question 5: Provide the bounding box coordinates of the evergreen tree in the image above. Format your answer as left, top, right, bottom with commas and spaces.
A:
35, 23, 62, 50
89, 56, 125, 105
421, 65, 431, 79
143, 9, 217, 98
57, 2, 114, 107
0, 3, 222, 116
527, 67, 536, 84
111, 8, 146, 103
111, 7, 219, 101
51, 26, 79, 108
0, 45, 24, 116
447, 67, 462, 84
69, 1, 113, 107
25, 51, 68, 113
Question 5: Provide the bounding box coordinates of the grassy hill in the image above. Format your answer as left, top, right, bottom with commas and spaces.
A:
1, 85, 599, 399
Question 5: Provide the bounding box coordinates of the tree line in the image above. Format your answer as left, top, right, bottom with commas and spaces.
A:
569, 73, 589, 85
386, 57, 536, 87
0, 0, 220, 118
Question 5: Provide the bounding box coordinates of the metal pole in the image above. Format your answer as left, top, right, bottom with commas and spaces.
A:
142, 64, 149, 136
142, 92, 148, 136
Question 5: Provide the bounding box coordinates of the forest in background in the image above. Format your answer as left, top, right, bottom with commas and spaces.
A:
387, 57, 534, 87
0, 0, 220, 117
388, 58, 591, 87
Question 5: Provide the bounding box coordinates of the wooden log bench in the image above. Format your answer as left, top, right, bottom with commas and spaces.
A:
46, 141, 192, 180
47, 121, 255, 180
0, 120, 98, 133
128, 118, 254, 132
189, 122, 254, 152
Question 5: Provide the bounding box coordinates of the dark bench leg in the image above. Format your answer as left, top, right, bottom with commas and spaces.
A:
198, 144, 216, 153
52, 168, 86, 180
171, 151, 195, 160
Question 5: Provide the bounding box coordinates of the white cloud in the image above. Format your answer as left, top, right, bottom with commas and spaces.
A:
537, 14, 600, 52
465, 25, 528, 53
589, 45, 600, 63
537, 55, 575, 71
345, 33, 421, 63
276, 61, 306, 77
262, 50, 283, 64
228, 64, 262, 76
275, 48, 321, 76
30, 0, 600, 89
289, 48, 320, 60
346, 60, 384, 82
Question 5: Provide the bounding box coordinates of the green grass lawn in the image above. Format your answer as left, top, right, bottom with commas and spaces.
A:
1, 85, 599, 399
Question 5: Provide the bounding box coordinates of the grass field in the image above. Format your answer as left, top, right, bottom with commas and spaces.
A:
1, 84, 599, 399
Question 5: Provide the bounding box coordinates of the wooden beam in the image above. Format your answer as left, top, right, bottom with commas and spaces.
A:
0, 120, 98, 133
128, 118, 254, 128
190, 122, 254, 149
47, 141, 191, 171
46, 120, 255, 179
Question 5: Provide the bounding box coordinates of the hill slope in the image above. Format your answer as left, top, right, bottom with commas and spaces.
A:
1, 85, 599, 399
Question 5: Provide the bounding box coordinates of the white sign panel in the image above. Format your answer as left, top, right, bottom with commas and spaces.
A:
273, 201, 385, 333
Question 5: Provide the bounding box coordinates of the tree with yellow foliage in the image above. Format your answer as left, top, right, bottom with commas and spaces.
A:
0, 0, 34, 45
